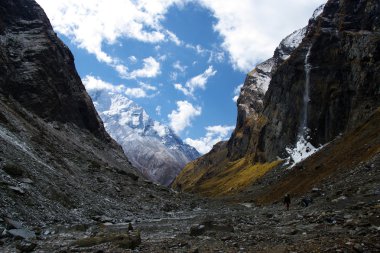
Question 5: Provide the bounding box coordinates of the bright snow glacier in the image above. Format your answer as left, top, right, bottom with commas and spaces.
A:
88, 89, 200, 186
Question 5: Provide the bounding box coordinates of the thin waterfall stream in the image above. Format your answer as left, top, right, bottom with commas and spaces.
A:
286, 45, 322, 165
300, 46, 312, 137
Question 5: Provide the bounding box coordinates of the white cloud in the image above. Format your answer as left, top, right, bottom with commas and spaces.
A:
185, 43, 207, 56
126, 57, 161, 79
155, 105, 162, 115
125, 88, 147, 98
186, 43, 226, 64
168, 101, 201, 134
170, 72, 178, 81
185, 125, 234, 154
115, 64, 129, 77
37, 0, 325, 74
82, 75, 157, 99
233, 84, 243, 103
36, 0, 184, 73
208, 50, 225, 64
139, 82, 157, 91
153, 121, 167, 137
129, 56, 137, 63
198, 0, 326, 71
173, 61, 187, 72
83, 75, 116, 91
166, 30, 182, 46
174, 83, 189, 96
158, 54, 168, 61
174, 65, 217, 97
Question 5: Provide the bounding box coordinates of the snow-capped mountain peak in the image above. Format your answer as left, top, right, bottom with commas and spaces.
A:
87, 89, 199, 186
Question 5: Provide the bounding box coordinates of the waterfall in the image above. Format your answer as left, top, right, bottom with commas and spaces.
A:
286, 45, 321, 166
299, 46, 312, 137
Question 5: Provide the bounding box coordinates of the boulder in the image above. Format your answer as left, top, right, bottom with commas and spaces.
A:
190, 224, 206, 236
2, 163, 24, 177
16, 241, 37, 252
8, 229, 36, 240
8, 186, 25, 194
20, 178, 34, 184
4, 217, 23, 229
92, 215, 113, 223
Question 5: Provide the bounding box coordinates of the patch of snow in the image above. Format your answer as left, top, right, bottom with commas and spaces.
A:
277, 27, 307, 60
132, 113, 140, 126
108, 94, 133, 115
256, 58, 274, 73
282, 27, 307, 50
285, 134, 322, 166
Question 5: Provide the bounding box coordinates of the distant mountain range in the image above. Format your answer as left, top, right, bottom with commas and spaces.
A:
88, 89, 200, 186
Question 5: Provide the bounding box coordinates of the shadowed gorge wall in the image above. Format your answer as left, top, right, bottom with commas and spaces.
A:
0, 0, 113, 142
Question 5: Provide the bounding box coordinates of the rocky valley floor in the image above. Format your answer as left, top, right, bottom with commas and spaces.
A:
1, 154, 379, 253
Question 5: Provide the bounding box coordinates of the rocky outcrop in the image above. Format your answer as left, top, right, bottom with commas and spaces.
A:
174, 0, 380, 195
0, 0, 111, 142
227, 59, 274, 161
227, 21, 312, 162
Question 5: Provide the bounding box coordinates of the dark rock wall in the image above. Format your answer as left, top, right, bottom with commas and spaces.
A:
259, 0, 380, 160
0, 0, 111, 142
227, 73, 266, 161
227, 26, 307, 162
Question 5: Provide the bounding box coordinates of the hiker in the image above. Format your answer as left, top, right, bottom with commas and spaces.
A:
283, 194, 291, 210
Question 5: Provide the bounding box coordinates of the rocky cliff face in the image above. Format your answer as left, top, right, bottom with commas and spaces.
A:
260, 0, 380, 161
0, 0, 196, 228
174, 0, 380, 196
88, 89, 200, 186
0, 0, 111, 142
227, 24, 308, 161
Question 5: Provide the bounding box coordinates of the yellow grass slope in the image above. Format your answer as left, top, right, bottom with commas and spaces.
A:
173, 142, 282, 197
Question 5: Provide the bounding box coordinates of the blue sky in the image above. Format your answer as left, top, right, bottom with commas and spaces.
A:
36, 0, 325, 154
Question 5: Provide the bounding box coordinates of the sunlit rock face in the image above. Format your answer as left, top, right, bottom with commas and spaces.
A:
174, 1, 380, 195
228, 22, 309, 161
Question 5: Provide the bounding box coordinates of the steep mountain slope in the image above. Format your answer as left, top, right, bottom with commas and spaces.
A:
88, 89, 199, 186
260, 0, 380, 161
0, 0, 110, 142
174, 0, 380, 196
0, 0, 194, 228
255, 108, 380, 205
